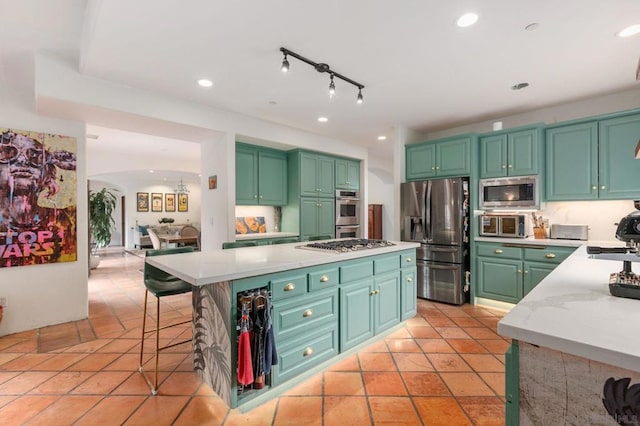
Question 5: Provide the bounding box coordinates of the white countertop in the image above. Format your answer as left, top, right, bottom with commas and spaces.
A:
498, 243, 640, 372
146, 240, 420, 286
475, 236, 587, 247
235, 232, 299, 240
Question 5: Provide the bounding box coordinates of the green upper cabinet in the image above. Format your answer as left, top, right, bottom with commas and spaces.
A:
545, 122, 598, 201
599, 113, 640, 200
335, 158, 360, 190
479, 128, 540, 178
406, 135, 472, 181
299, 197, 335, 240
300, 152, 335, 198
236, 143, 287, 205
546, 112, 640, 201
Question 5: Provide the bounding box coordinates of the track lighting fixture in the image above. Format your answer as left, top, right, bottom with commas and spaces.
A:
280, 47, 365, 104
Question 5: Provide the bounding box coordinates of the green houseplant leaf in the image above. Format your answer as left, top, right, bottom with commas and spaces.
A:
89, 188, 118, 256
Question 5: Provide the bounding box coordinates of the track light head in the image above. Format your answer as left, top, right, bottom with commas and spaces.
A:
329, 74, 336, 97
281, 54, 289, 73
356, 89, 363, 104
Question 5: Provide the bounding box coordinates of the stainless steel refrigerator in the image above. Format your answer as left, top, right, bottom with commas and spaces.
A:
400, 178, 470, 305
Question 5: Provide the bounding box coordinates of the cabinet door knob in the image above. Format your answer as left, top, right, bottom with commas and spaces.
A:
431, 167, 435, 170
592, 186, 597, 191
601, 185, 606, 190
284, 283, 296, 291
524, 270, 529, 274
495, 249, 503, 254
508, 164, 513, 168
303, 309, 313, 318
320, 275, 329, 282
406, 257, 413, 262
545, 253, 556, 259
436, 166, 440, 170
517, 269, 522, 274
303, 347, 313, 357
259, 195, 263, 199
370, 290, 377, 296
375, 289, 380, 295
254, 195, 258, 198
502, 165, 506, 169
407, 277, 413, 283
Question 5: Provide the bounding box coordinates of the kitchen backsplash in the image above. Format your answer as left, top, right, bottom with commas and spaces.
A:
542, 200, 635, 241
235, 205, 276, 232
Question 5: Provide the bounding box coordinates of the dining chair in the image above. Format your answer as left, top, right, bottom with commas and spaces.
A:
139, 246, 195, 395
222, 241, 258, 249
180, 225, 201, 250
146, 228, 162, 250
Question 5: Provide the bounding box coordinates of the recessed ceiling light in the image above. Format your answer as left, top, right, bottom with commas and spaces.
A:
317, 117, 328, 123
511, 82, 530, 90
197, 79, 213, 88
616, 24, 640, 38
457, 13, 478, 28
377, 136, 387, 141
149, 170, 155, 173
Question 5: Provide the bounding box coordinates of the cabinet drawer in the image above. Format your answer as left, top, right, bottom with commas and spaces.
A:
309, 268, 339, 292
401, 252, 416, 268
476, 243, 522, 260
374, 255, 400, 275
271, 274, 307, 300
273, 325, 338, 384
340, 261, 373, 283
273, 291, 338, 341
523, 246, 576, 264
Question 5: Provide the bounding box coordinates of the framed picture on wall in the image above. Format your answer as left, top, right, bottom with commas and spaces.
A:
151, 193, 163, 212
165, 193, 176, 212
137, 192, 149, 212
178, 193, 188, 212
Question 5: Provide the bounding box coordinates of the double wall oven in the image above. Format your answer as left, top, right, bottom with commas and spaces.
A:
335, 190, 361, 238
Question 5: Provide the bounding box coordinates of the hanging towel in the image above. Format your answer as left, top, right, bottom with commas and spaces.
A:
263, 296, 278, 374
237, 304, 253, 386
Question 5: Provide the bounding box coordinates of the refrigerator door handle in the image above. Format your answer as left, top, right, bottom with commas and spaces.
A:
428, 246, 460, 253
425, 181, 432, 243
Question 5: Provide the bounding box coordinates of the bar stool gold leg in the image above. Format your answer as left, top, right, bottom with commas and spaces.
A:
138, 290, 149, 373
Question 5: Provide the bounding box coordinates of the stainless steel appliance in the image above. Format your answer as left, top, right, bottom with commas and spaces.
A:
400, 178, 470, 305
297, 238, 394, 253
336, 224, 361, 239
587, 202, 640, 300
479, 214, 530, 238
479, 175, 539, 210
335, 190, 360, 226
550, 224, 588, 240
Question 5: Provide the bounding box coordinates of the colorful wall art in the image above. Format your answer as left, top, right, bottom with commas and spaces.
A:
0, 127, 77, 267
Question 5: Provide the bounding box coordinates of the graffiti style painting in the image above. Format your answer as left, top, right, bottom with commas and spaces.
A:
0, 128, 77, 267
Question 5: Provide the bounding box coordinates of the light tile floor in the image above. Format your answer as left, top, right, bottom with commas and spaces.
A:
0, 249, 507, 425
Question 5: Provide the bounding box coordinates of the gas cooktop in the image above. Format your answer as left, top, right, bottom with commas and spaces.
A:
297, 239, 395, 253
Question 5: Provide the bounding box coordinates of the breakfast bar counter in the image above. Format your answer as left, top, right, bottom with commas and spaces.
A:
497, 244, 640, 424
146, 240, 419, 410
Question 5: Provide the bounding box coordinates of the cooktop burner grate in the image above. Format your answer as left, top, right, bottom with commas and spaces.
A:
298, 239, 395, 253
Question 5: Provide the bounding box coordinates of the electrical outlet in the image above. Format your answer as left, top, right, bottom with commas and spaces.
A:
0, 297, 7, 308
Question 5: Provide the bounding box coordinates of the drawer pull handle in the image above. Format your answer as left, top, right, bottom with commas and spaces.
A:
545, 253, 556, 259
406, 257, 413, 262
303, 347, 313, 357
320, 275, 329, 283
407, 277, 413, 283
303, 309, 313, 318
284, 283, 296, 291
495, 249, 503, 254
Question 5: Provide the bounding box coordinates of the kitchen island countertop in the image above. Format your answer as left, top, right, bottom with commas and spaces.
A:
498, 244, 640, 373
235, 232, 299, 240
146, 240, 420, 286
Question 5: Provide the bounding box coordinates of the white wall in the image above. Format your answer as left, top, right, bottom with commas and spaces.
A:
0, 85, 88, 336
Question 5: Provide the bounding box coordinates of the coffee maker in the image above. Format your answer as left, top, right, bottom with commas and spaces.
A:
587, 201, 640, 299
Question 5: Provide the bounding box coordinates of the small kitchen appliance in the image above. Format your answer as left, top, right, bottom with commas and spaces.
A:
550, 224, 589, 240
479, 175, 539, 210
479, 214, 530, 238
587, 201, 640, 300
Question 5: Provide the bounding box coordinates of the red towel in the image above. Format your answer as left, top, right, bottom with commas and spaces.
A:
237, 330, 254, 385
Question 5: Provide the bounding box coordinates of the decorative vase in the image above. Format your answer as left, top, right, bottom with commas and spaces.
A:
89, 255, 101, 269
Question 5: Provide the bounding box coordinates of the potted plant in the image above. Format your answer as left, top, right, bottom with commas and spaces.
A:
89, 187, 118, 269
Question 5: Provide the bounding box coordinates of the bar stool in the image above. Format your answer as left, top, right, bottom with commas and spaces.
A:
139, 246, 194, 395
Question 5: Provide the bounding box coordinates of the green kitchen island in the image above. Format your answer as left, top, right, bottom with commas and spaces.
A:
146, 240, 419, 409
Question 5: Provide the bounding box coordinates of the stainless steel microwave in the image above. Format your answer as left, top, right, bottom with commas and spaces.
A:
479, 214, 530, 238
479, 175, 539, 210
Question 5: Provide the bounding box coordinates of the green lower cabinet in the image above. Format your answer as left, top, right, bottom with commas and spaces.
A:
401, 268, 417, 320
339, 280, 374, 351
505, 340, 519, 426
374, 272, 401, 334
476, 257, 523, 304
523, 262, 555, 297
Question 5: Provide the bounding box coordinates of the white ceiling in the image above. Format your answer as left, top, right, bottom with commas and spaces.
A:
2, 0, 640, 157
